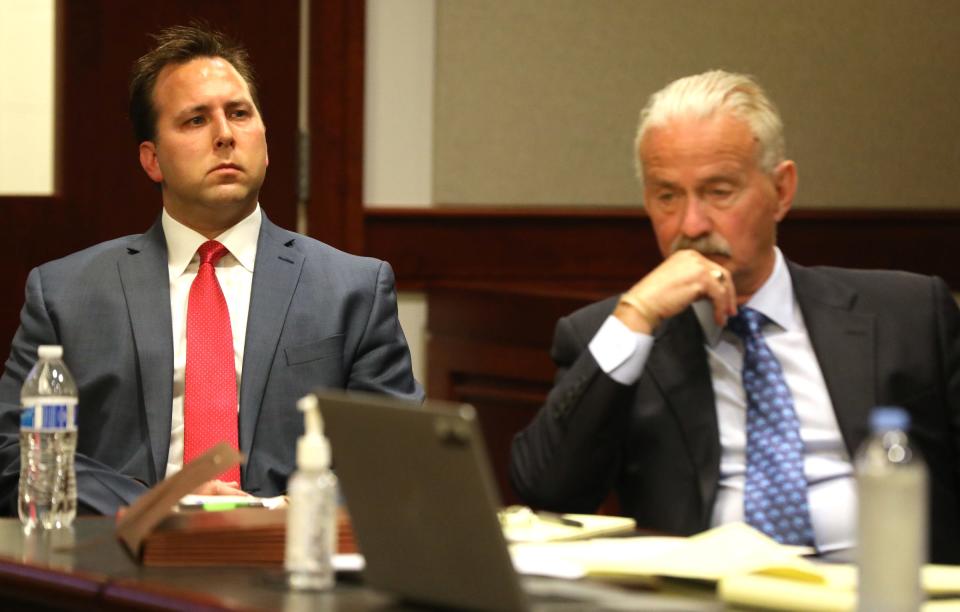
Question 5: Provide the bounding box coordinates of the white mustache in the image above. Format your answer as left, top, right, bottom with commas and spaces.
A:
670, 234, 732, 258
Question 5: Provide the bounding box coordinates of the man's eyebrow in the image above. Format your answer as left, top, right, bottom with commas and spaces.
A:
702, 174, 739, 184
173, 99, 252, 120
224, 98, 253, 109
174, 104, 210, 120
648, 177, 678, 190
700, 170, 744, 185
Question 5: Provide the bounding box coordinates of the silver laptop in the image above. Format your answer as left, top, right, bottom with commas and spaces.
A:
316, 389, 528, 611
313, 389, 720, 612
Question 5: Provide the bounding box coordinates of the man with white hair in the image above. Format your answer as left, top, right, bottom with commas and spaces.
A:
510, 70, 960, 563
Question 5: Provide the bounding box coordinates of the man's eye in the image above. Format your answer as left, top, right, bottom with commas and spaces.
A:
650, 193, 679, 211
231, 109, 249, 119
706, 188, 738, 209
186, 116, 205, 126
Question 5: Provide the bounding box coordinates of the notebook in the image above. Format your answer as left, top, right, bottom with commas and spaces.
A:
313, 389, 715, 612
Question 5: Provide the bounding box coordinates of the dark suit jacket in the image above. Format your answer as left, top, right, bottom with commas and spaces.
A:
510, 261, 960, 563
0, 213, 423, 515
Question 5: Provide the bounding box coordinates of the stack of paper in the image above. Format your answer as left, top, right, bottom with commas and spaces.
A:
499, 506, 636, 543
510, 522, 960, 610
142, 506, 287, 566
138, 506, 357, 567
719, 562, 960, 611
511, 522, 809, 583
115, 444, 357, 566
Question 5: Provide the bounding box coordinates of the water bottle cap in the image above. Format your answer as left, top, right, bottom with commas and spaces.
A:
869, 406, 909, 432
37, 345, 63, 359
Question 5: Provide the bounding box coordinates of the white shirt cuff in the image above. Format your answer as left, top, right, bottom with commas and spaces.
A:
588, 315, 654, 385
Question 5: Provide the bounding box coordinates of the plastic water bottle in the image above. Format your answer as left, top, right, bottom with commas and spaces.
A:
285, 394, 337, 590
19, 345, 78, 530
855, 406, 927, 612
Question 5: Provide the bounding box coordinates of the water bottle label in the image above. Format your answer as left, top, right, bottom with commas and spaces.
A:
20, 399, 77, 432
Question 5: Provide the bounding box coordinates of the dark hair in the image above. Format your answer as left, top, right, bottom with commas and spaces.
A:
129, 22, 260, 143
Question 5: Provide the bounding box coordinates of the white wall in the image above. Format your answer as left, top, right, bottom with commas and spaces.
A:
364, 0, 435, 208
364, 0, 436, 386
433, 1, 960, 208
0, 0, 55, 195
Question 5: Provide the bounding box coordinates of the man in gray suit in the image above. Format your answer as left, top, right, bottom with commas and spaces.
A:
0, 24, 422, 515
510, 70, 960, 563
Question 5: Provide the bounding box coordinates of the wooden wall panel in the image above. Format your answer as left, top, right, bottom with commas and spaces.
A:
370, 206, 960, 504
0, 1, 364, 349
365, 207, 960, 293
306, 0, 365, 253
426, 287, 594, 505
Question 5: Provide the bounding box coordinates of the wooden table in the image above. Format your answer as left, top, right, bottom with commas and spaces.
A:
0, 517, 403, 611
0, 517, 726, 611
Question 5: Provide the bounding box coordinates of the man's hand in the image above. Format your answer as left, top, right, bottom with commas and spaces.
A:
616, 249, 737, 333
192, 479, 250, 496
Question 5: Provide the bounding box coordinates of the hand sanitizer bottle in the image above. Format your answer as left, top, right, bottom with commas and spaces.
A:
285, 394, 337, 590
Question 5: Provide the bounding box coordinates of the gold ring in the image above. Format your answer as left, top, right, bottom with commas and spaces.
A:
712, 269, 725, 282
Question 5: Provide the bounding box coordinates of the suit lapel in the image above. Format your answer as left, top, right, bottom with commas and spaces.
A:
789, 262, 876, 457
239, 215, 304, 456
639, 262, 875, 528
117, 219, 174, 481
645, 309, 720, 528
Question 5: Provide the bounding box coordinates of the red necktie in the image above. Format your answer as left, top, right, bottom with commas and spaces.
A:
183, 240, 241, 483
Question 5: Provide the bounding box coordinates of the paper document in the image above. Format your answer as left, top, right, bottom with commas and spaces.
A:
718, 562, 960, 611
508, 520, 960, 611
499, 505, 636, 543
511, 522, 814, 583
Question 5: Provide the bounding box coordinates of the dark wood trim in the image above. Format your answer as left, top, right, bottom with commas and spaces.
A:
0, 558, 102, 608
1, 3, 358, 345
306, 0, 366, 253
0, 196, 61, 206
364, 206, 960, 292
427, 288, 568, 505
53, 0, 65, 196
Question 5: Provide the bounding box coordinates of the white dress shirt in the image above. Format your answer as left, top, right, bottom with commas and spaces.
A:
589, 248, 856, 552
162, 205, 261, 477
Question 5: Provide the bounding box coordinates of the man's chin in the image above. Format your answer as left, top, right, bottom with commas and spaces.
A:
203, 185, 257, 206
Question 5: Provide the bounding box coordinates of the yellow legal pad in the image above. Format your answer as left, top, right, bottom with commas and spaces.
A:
508, 521, 960, 611
498, 505, 636, 543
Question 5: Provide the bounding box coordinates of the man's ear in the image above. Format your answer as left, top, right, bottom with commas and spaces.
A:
771, 160, 797, 222
139, 141, 163, 183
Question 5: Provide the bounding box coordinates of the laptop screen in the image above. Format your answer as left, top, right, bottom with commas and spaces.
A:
314, 389, 529, 611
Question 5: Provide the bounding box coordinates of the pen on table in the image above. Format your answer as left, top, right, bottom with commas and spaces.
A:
180, 500, 266, 512
535, 511, 584, 528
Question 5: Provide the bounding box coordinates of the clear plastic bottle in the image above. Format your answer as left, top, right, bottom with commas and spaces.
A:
285, 394, 337, 590
19, 345, 78, 530
855, 406, 928, 612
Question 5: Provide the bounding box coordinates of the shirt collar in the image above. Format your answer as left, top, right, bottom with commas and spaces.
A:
693, 247, 797, 346
162, 205, 262, 281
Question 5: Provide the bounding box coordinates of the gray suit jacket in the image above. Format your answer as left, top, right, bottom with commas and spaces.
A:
0, 213, 423, 515
511, 261, 960, 563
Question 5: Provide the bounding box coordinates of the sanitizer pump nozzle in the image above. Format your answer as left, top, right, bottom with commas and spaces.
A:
296, 394, 330, 470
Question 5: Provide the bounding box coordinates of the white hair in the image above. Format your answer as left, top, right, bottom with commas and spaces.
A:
634, 70, 785, 189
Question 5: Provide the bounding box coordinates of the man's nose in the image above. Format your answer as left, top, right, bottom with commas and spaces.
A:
679, 198, 712, 237
213, 114, 235, 149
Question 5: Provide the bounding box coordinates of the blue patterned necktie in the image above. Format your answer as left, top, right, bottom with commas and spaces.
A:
727, 307, 815, 546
